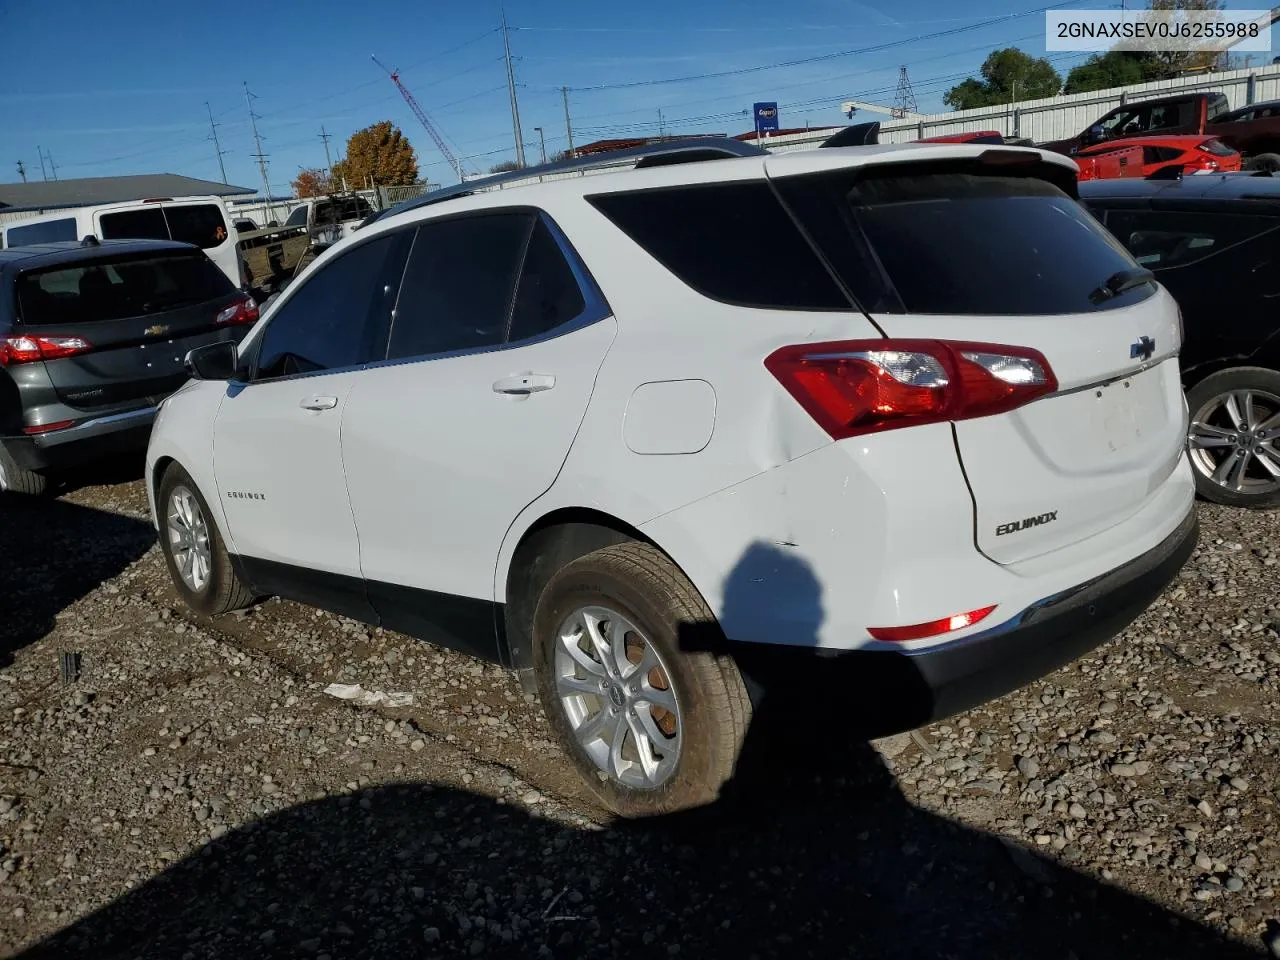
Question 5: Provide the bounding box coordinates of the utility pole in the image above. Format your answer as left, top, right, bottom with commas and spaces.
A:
561, 86, 575, 158
319, 126, 334, 176
244, 82, 277, 223
15, 160, 26, 183
206, 102, 229, 184
501, 8, 527, 168
44, 149, 58, 181
36, 146, 48, 182
658, 108, 665, 139
533, 127, 547, 164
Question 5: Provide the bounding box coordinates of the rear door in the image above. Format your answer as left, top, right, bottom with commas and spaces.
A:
769, 155, 1186, 565
12, 250, 243, 412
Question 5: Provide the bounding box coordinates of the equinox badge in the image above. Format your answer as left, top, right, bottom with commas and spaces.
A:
996, 511, 1058, 536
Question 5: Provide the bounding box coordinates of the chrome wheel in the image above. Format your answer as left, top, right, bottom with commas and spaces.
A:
1188, 389, 1280, 496
553, 605, 683, 790
167, 485, 212, 592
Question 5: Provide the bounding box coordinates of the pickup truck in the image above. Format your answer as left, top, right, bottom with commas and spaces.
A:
238, 193, 377, 299
1039, 91, 1280, 171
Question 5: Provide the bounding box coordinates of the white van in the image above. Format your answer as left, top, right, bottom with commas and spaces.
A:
0, 196, 245, 290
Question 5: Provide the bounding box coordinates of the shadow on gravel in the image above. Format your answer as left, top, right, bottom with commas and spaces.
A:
0, 494, 154, 663
45, 452, 146, 498
12, 545, 1265, 960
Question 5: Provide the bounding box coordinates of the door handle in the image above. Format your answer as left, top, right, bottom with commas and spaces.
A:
299, 395, 338, 411
492, 373, 555, 396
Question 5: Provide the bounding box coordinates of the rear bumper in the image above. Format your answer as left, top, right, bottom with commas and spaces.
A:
0, 406, 155, 473
732, 506, 1198, 735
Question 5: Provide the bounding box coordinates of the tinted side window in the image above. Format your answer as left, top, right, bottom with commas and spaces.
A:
587, 182, 849, 310
164, 204, 228, 248
285, 205, 309, 228
386, 214, 533, 360
1103, 209, 1280, 269
99, 208, 169, 241
507, 219, 587, 342
253, 234, 405, 380
1207, 97, 1230, 121
6, 218, 77, 246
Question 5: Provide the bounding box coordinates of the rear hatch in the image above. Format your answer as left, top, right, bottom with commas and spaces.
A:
768, 148, 1186, 565
12, 249, 248, 412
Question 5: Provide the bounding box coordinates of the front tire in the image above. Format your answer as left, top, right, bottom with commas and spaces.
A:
532, 542, 750, 817
0, 445, 46, 496
157, 464, 255, 615
1186, 366, 1280, 509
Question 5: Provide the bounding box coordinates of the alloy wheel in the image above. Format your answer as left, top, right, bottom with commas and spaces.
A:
1188, 388, 1280, 496
167, 485, 212, 592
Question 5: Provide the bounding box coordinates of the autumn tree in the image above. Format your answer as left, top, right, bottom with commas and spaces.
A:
329, 121, 419, 189
943, 48, 1063, 110
292, 168, 333, 198
1146, 0, 1228, 75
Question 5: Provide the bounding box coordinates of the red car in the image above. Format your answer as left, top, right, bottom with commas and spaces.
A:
1075, 135, 1242, 181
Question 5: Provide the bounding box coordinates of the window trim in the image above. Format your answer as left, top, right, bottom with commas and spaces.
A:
363, 206, 613, 372
239, 228, 414, 385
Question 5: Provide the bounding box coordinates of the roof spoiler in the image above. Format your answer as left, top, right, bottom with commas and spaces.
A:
821, 122, 880, 148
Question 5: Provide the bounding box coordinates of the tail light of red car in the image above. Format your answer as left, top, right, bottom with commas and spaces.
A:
763, 339, 1058, 441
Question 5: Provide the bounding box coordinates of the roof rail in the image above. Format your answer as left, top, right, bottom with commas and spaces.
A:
362, 137, 767, 227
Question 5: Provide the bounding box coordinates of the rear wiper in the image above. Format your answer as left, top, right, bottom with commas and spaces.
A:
1089, 267, 1155, 305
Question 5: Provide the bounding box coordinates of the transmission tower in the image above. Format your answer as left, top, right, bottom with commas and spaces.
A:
892, 66, 918, 120
372, 55, 465, 183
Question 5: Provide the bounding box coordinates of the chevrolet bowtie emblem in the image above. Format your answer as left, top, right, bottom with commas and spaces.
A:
1130, 336, 1155, 361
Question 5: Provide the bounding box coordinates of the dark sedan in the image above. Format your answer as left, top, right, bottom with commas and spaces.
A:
1080, 173, 1280, 508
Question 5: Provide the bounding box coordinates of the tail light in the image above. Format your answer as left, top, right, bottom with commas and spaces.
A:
868, 605, 998, 643
0, 335, 94, 366
215, 295, 259, 326
764, 339, 1057, 440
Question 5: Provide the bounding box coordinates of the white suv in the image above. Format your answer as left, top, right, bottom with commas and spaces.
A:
146, 137, 1198, 815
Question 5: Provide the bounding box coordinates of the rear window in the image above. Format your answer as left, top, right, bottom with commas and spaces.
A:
772, 168, 1153, 316
15, 252, 233, 325
587, 181, 850, 310
164, 204, 229, 248
1202, 138, 1237, 157
99, 208, 169, 242
6, 218, 77, 247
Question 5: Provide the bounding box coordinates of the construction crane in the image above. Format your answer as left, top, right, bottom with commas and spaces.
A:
840, 99, 923, 121
372, 55, 465, 183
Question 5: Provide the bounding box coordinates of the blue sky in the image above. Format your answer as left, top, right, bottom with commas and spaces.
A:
1, 0, 1115, 193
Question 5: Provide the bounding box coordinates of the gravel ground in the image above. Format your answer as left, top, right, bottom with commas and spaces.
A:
1, 468, 1279, 959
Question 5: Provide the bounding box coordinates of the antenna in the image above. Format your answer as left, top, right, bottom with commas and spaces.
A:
893, 66, 918, 119
372, 54, 465, 183
206, 102, 229, 185
244, 82, 278, 222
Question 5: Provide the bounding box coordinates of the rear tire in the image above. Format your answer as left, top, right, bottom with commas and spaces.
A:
0, 445, 46, 496
157, 463, 255, 615
531, 541, 750, 817
1185, 366, 1280, 509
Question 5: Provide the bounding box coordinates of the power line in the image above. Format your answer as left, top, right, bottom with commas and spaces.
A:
564, 0, 1093, 92
206, 102, 229, 184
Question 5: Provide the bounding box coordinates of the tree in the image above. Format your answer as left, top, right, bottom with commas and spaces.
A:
292, 168, 333, 198
1064, 52, 1166, 94
489, 160, 521, 173
329, 121, 418, 190
1147, 0, 1227, 75
944, 48, 1063, 111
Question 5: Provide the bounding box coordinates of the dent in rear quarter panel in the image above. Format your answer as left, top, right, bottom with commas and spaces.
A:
145, 381, 228, 542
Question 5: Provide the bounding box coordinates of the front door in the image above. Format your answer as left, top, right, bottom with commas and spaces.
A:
213, 230, 408, 620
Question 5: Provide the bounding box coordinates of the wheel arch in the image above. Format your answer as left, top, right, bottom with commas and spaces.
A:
500, 506, 695, 674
